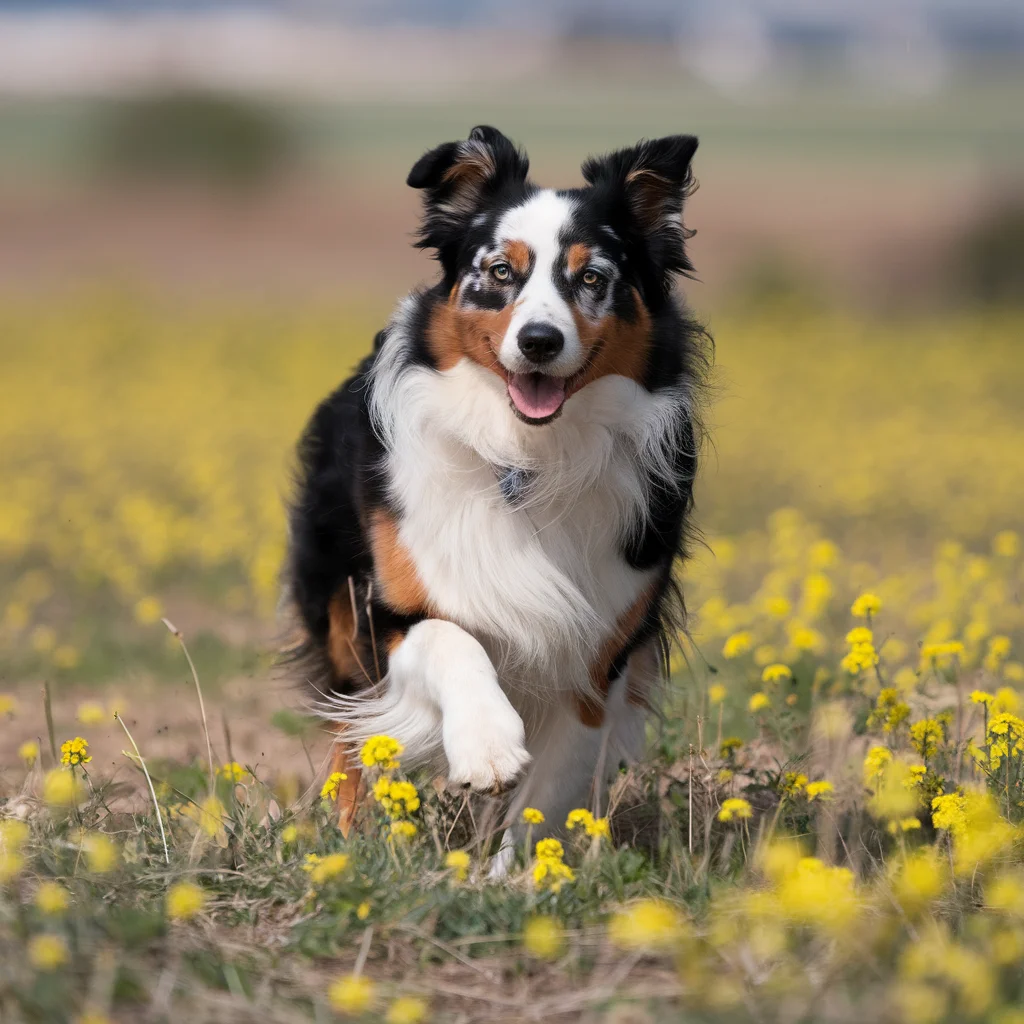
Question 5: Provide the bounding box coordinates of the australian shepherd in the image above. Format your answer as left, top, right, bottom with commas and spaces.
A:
285, 126, 708, 844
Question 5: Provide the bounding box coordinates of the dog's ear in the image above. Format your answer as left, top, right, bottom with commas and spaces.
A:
581, 135, 698, 299
407, 126, 530, 269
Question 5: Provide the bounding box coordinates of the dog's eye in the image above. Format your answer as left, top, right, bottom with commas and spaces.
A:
582, 269, 604, 287
490, 263, 512, 282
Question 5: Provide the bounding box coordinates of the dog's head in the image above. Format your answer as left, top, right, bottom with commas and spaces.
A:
408, 126, 699, 425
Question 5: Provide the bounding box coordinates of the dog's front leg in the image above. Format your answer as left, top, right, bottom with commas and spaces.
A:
386, 619, 530, 791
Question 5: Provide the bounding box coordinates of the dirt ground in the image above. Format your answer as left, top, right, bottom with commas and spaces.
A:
0, 672, 334, 799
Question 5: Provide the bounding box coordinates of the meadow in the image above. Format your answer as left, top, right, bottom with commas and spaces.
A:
2, 293, 1024, 1023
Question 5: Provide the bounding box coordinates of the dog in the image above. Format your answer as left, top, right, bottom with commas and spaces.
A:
285, 126, 708, 840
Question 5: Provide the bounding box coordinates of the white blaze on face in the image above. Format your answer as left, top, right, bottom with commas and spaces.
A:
495, 190, 582, 378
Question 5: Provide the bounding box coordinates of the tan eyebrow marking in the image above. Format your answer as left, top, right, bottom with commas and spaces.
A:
566, 243, 591, 276
504, 239, 531, 277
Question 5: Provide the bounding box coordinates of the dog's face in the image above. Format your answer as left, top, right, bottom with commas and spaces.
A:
408, 126, 698, 424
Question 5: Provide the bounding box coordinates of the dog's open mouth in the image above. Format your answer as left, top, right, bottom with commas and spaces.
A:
507, 372, 567, 423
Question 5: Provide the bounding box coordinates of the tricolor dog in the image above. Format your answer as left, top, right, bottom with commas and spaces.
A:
285, 126, 708, 840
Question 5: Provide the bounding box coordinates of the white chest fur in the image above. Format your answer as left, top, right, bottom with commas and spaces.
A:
370, 335, 685, 699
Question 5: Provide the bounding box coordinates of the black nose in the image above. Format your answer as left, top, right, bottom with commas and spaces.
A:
517, 322, 564, 365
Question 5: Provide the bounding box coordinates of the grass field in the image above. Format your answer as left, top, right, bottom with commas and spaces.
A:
2, 293, 1024, 1023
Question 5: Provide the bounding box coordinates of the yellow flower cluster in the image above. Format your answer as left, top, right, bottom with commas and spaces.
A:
532, 838, 575, 892
302, 852, 349, 887
361, 734, 419, 840
608, 899, 686, 950
217, 761, 247, 784
718, 798, 753, 823
166, 881, 206, 921
361, 735, 404, 771
444, 850, 471, 881
320, 770, 349, 801
59, 736, 92, 768
564, 807, 610, 839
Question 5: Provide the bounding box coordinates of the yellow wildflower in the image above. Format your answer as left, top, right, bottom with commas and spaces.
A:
0, 693, 17, 717
565, 808, 594, 832
720, 737, 743, 758
59, 736, 92, 767
356, 902, 371, 920
0, 819, 30, 852
993, 687, 1021, 714
42, 769, 84, 807
374, 780, 419, 817
390, 820, 417, 840
445, 850, 471, 881
76, 702, 106, 726
851, 592, 881, 618
845, 627, 873, 646
863, 746, 893, 788
1005, 662, 1024, 683
761, 663, 792, 684
521, 807, 545, 825
987, 712, 1024, 770
308, 852, 349, 886
328, 974, 375, 1016
764, 596, 791, 619
708, 683, 727, 704
842, 640, 880, 675
867, 689, 910, 733
722, 632, 752, 659
320, 770, 349, 801
776, 857, 859, 932
28, 935, 68, 971
748, 692, 770, 713
931, 792, 967, 839
218, 761, 247, 784
386, 996, 429, 1024
182, 795, 226, 840
587, 816, 611, 839
166, 881, 206, 921
909, 719, 945, 760
986, 871, 1024, 916
281, 824, 298, 844
82, 833, 118, 874
608, 900, 685, 950
35, 881, 70, 915
718, 798, 753, 822
971, 690, 994, 705
919, 641, 965, 671
868, 760, 919, 821
0, 851, 24, 883
522, 916, 565, 959
535, 838, 564, 861
19, 739, 40, 766
360, 734, 403, 770
782, 772, 808, 796
805, 780, 834, 801
788, 625, 824, 652
134, 595, 163, 624
532, 857, 575, 892
891, 849, 946, 913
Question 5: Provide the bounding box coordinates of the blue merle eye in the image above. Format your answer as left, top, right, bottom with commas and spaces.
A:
490, 263, 512, 282
582, 269, 604, 287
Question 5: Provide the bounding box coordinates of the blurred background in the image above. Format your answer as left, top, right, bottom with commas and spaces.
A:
0, 0, 1022, 715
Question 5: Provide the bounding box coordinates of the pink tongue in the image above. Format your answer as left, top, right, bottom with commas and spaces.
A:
508, 373, 567, 420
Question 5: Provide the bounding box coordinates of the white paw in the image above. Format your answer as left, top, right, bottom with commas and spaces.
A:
443, 690, 530, 792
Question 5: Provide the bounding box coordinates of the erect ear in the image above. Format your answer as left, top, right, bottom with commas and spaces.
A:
407, 125, 530, 270
581, 135, 699, 297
